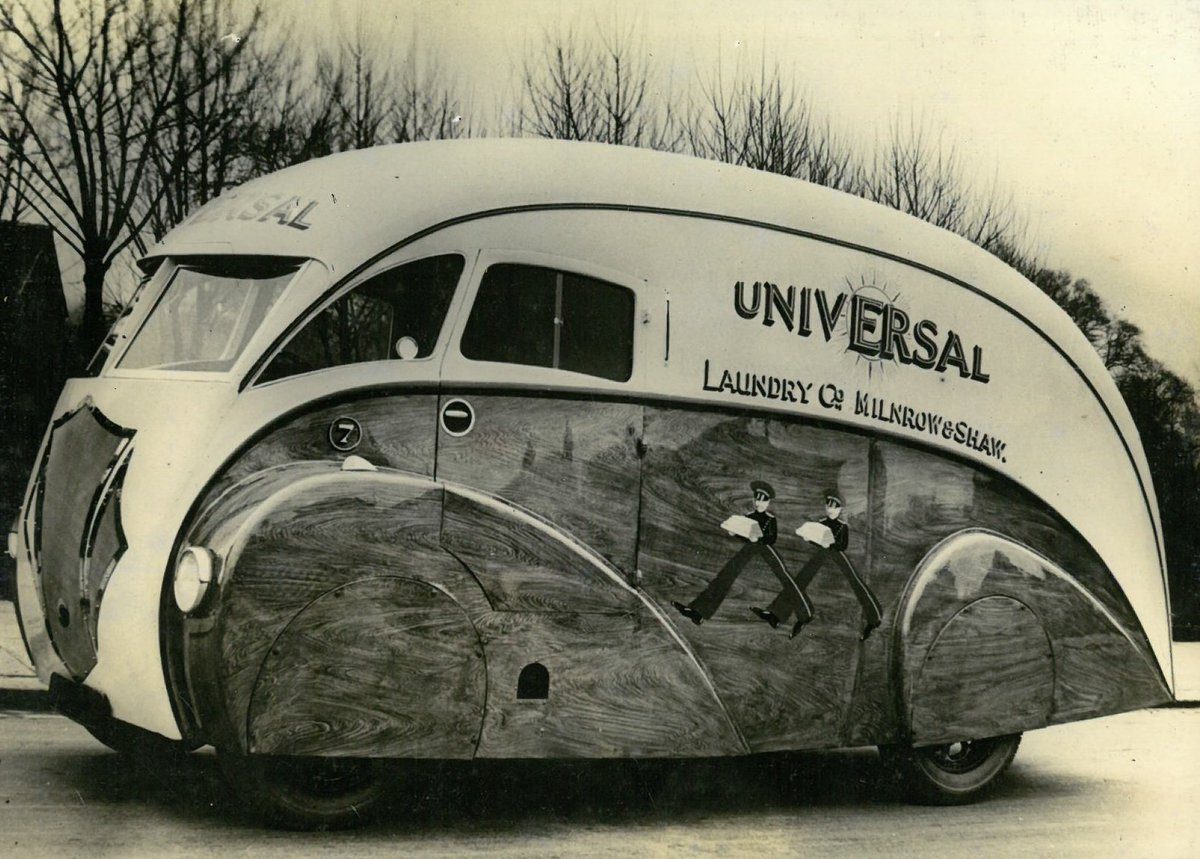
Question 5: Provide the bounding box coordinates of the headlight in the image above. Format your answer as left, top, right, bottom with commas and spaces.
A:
173, 546, 216, 613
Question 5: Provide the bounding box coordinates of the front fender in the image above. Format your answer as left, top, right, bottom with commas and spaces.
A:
177, 463, 487, 754
172, 460, 741, 759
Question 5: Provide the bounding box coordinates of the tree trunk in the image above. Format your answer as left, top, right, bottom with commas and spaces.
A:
79, 256, 110, 367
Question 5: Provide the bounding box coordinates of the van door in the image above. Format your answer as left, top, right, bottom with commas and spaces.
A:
637, 409, 872, 752
436, 254, 651, 609
226, 252, 474, 498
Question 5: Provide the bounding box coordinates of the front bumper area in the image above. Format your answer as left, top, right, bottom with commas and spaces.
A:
48, 673, 193, 754
48, 673, 112, 729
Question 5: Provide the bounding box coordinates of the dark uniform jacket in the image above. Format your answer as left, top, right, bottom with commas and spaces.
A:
819, 516, 849, 551
748, 510, 778, 546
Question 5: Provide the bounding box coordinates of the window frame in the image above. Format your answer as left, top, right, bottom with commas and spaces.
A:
450, 250, 645, 389
247, 248, 474, 389
104, 256, 313, 382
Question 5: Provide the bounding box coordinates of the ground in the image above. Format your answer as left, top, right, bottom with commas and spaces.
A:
0, 707, 1195, 857
4, 602, 1198, 854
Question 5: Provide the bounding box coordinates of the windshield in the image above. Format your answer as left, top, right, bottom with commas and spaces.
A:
117, 257, 303, 373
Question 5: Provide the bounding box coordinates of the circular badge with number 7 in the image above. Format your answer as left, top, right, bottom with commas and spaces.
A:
328, 416, 362, 451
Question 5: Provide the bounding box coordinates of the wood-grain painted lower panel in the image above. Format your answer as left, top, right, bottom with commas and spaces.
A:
441, 490, 633, 613
638, 407, 872, 752
844, 440, 1160, 746
210, 394, 438, 501
247, 576, 485, 758
436, 395, 642, 574
204, 474, 485, 752
897, 533, 1168, 742
473, 609, 742, 758
909, 596, 1053, 745
192, 464, 734, 760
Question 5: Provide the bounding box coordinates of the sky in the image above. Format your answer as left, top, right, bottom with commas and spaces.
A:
260, 0, 1200, 385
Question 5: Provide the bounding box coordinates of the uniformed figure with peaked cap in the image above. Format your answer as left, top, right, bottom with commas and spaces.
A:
751, 491, 882, 640
672, 479, 809, 626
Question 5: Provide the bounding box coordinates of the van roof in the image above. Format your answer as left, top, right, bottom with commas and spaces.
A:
146, 141, 1110, 402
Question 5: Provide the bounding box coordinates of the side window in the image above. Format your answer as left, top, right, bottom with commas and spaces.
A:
258, 254, 464, 384
460, 264, 635, 382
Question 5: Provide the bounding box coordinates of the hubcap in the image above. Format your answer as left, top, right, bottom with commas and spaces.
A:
927, 739, 991, 773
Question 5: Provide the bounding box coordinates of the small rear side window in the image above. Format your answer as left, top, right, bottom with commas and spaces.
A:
258, 254, 464, 384
461, 264, 634, 382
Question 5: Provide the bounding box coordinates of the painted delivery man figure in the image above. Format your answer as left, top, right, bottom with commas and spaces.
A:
672, 480, 809, 626
751, 492, 883, 641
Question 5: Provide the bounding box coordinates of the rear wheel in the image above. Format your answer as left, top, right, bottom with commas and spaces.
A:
880, 733, 1021, 805
218, 751, 387, 830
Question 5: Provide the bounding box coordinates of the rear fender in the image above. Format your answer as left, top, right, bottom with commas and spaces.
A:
895, 529, 1170, 746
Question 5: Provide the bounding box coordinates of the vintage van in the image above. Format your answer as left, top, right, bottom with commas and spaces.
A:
8, 140, 1173, 827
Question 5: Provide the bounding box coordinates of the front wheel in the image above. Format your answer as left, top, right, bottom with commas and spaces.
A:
879, 733, 1021, 805
218, 751, 387, 830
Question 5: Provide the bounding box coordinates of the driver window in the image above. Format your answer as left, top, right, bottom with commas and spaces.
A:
258, 254, 463, 384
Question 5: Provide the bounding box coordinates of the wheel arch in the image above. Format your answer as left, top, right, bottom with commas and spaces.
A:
171, 463, 491, 755
893, 528, 1170, 746
244, 574, 487, 759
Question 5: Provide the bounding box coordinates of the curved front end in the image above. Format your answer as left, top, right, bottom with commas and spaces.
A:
13, 378, 239, 739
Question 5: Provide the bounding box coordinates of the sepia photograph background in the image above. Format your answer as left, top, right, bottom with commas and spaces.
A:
0, 0, 1197, 854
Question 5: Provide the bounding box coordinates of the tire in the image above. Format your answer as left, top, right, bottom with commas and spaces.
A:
218, 751, 387, 830
879, 733, 1021, 805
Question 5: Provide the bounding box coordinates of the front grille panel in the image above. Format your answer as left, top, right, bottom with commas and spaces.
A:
34, 399, 134, 678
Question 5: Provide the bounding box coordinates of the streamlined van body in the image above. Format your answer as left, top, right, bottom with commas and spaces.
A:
9, 140, 1172, 825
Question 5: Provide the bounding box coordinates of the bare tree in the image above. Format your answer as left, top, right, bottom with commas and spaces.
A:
0, 64, 34, 222
327, 16, 471, 148
1100, 318, 1146, 378
686, 58, 858, 190
327, 14, 392, 152
241, 11, 470, 177
392, 48, 472, 142
1027, 266, 1155, 382
131, 0, 261, 252
244, 55, 341, 176
521, 23, 680, 149
861, 114, 1027, 257
522, 32, 595, 140
1028, 269, 1112, 347
0, 0, 191, 356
